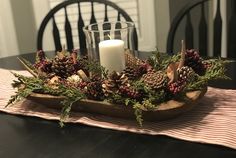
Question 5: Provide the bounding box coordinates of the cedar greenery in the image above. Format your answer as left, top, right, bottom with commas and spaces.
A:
7, 72, 85, 127
7, 49, 229, 126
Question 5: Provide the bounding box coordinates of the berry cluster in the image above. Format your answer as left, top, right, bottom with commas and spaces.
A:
119, 85, 141, 99
168, 80, 186, 95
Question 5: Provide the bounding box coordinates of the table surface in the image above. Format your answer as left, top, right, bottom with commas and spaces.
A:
0, 52, 236, 158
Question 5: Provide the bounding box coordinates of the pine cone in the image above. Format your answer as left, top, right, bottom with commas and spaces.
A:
51, 52, 75, 78
177, 66, 195, 82
137, 62, 150, 75
167, 66, 195, 95
85, 77, 104, 100
185, 49, 205, 75
102, 71, 128, 96
125, 51, 144, 67
142, 70, 167, 89
123, 62, 151, 80
74, 55, 89, 75
123, 66, 139, 80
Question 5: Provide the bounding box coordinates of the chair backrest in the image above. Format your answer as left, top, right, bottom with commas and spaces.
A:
166, 0, 236, 89
37, 0, 138, 53
166, 0, 236, 59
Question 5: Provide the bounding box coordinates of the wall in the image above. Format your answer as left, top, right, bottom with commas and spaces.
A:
10, 0, 37, 54
154, 0, 170, 53
0, 0, 19, 58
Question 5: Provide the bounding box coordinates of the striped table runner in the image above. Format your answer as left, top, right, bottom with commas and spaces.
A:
0, 68, 236, 149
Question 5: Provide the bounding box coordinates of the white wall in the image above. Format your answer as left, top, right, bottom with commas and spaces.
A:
0, 0, 19, 58
32, 0, 54, 51
155, 0, 170, 52
10, 0, 37, 54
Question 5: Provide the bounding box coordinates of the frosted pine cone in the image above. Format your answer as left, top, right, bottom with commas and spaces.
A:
177, 66, 195, 82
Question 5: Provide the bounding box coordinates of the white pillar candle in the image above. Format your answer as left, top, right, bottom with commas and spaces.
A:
99, 39, 125, 72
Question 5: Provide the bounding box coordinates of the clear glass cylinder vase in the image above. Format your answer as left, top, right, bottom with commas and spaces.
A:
83, 21, 135, 73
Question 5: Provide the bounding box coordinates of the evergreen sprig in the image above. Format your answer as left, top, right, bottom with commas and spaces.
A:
133, 102, 143, 126
6, 72, 43, 107
148, 51, 180, 71
204, 58, 230, 80
59, 86, 85, 127
6, 72, 85, 126
86, 60, 109, 78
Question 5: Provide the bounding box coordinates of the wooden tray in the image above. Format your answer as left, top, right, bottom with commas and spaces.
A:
27, 88, 207, 121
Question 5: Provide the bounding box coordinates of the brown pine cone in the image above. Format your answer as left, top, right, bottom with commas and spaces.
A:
142, 70, 167, 89
123, 66, 139, 80
125, 51, 143, 67
51, 52, 75, 78
85, 77, 104, 100
102, 71, 129, 96
123, 62, 151, 80
185, 49, 205, 75
74, 55, 89, 75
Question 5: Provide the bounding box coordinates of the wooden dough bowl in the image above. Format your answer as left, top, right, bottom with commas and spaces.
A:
27, 88, 207, 121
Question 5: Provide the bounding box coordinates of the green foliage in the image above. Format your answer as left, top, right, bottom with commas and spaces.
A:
142, 100, 156, 110
7, 51, 229, 127
6, 72, 43, 107
59, 86, 85, 127
204, 58, 230, 80
133, 102, 143, 126
86, 60, 109, 78
148, 51, 180, 71
6, 72, 85, 127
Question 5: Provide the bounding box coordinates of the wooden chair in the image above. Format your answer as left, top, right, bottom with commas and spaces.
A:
167, 0, 236, 57
166, 0, 236, 89
37, 0, 138, 54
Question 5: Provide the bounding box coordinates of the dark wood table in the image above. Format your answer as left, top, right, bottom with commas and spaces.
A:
0, 53, 236, 158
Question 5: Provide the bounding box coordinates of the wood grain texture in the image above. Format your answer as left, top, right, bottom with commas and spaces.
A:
27, 88, 207, 121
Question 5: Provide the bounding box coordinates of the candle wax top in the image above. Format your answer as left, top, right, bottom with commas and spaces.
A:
99, 39, 124, 47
